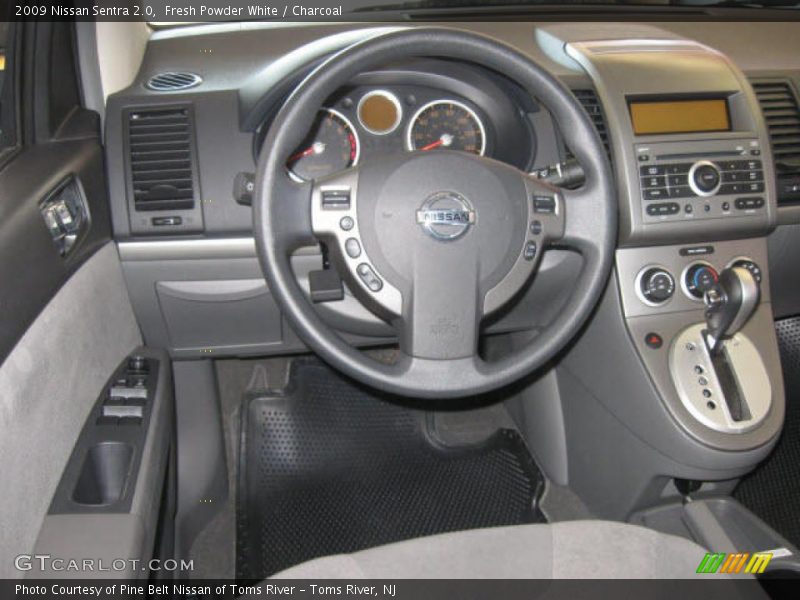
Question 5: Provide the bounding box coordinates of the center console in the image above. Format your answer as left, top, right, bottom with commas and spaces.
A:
565, 37, 785, 456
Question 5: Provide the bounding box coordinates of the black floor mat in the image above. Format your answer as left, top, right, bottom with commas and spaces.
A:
735, 316, 800, 548
236, 360, 544, 579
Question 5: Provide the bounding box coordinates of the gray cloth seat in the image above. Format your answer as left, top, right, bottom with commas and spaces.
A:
271, 520, 717, 579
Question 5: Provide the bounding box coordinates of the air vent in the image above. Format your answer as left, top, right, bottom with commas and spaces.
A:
751, 80, 800, 204
568, 89, 611, 160
146, 72, 202, 92
751, 81, 800, 169
127, 108, 196, 212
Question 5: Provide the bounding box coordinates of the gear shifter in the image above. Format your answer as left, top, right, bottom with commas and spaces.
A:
702, 266, 760, 423
703, 266, 760, 356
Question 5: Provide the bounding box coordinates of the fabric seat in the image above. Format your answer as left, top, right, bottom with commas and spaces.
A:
271, 520, 719, 579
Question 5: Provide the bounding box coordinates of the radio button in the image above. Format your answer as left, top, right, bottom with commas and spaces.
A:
640, 165, 666, 176
722, 170, 764, 183
692, 164, 721, 193
669, 185, 694, 198
722, 159, 762, 171
647, 202, 680, 216
667, 174, 689, 187
745, 182, 765, 193
642, 175, 667, 188
666, 163, 692, 174
644, 188, 669, 201
735, 197, 765, 210
718, 183, 742, 195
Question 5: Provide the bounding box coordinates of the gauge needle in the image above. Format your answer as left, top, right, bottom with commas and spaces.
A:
289, 141, 326, 162
420, 133, 454, 152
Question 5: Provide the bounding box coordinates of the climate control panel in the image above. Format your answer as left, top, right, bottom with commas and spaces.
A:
620, 240, 768, 319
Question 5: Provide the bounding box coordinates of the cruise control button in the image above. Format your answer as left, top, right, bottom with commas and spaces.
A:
533, 195, 557, 214
344, 238, 361, 258
356, 263, 383, 292
339, 216, 354, 231
523, 241, 537, 261
530, 220, 542, 235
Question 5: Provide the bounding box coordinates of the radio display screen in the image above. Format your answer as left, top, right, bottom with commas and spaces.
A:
629, 98, 730, 135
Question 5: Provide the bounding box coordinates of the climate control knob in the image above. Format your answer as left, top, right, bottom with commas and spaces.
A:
731, 259, 762, 284
639, 267, 676, 305
684, 263, 719, 299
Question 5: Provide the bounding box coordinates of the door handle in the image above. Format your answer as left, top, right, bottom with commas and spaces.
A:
40, 177, 90, 257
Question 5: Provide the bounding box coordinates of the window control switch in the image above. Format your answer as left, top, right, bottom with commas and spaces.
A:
102, 404, 144, 419
109, 385, 147, 400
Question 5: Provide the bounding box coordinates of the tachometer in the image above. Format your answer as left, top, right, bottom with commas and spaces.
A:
287, 109, 359, 181
407, 100, 486, 156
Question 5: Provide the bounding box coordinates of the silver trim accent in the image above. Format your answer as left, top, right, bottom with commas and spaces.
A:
118, 238, 257, 261
117, 238, 323, 262
406, 99, 487, 156
670, 324, 771, 434
680, 260, 716, 303
310, 170, 403, 316
726, 256, 763, 283
288, 108, 361, 183
357, 90, 403, 135
145, 72, 202, 92
688, 160, 722, 198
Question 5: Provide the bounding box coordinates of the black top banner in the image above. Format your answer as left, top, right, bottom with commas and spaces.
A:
4, 0, 800, 23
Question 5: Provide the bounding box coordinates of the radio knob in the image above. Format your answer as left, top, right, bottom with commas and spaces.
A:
640, 268, 675, 305
684, 263, 719, 299
690, 161, 721, 196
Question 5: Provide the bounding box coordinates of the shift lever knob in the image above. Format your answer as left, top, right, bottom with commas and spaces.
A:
704, 266, 760, 354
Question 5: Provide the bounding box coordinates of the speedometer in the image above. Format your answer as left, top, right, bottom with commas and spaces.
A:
407, 100, 486, 156
287, 108, 360, 182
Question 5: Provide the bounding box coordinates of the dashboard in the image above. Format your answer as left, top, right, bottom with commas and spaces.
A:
105, 21, 800, 361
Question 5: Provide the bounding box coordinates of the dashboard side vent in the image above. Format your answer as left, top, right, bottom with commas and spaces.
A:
567, 89, 611, 160
127, 107, 197, 212
146, 72, 202, 92
751, 80, 800, 203
752, 81, 800, 168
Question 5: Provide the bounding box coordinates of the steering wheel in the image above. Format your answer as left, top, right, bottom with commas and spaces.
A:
254, 27, 616, 399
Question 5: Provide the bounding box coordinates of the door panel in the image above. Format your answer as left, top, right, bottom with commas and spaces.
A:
0, 21, 148, 578
0, 243, 142, 578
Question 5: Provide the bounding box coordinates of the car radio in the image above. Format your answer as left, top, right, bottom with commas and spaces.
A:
635, 138, 766, 224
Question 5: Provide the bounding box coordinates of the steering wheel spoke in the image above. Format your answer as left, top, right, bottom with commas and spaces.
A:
395, 246, 482, 360
551, 187, 603, 260
256, 170, 315, 253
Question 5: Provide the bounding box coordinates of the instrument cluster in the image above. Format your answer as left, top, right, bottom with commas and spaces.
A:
284, 86, 497, 182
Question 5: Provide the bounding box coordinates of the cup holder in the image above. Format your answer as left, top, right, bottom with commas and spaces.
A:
72, 442, 134, 506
